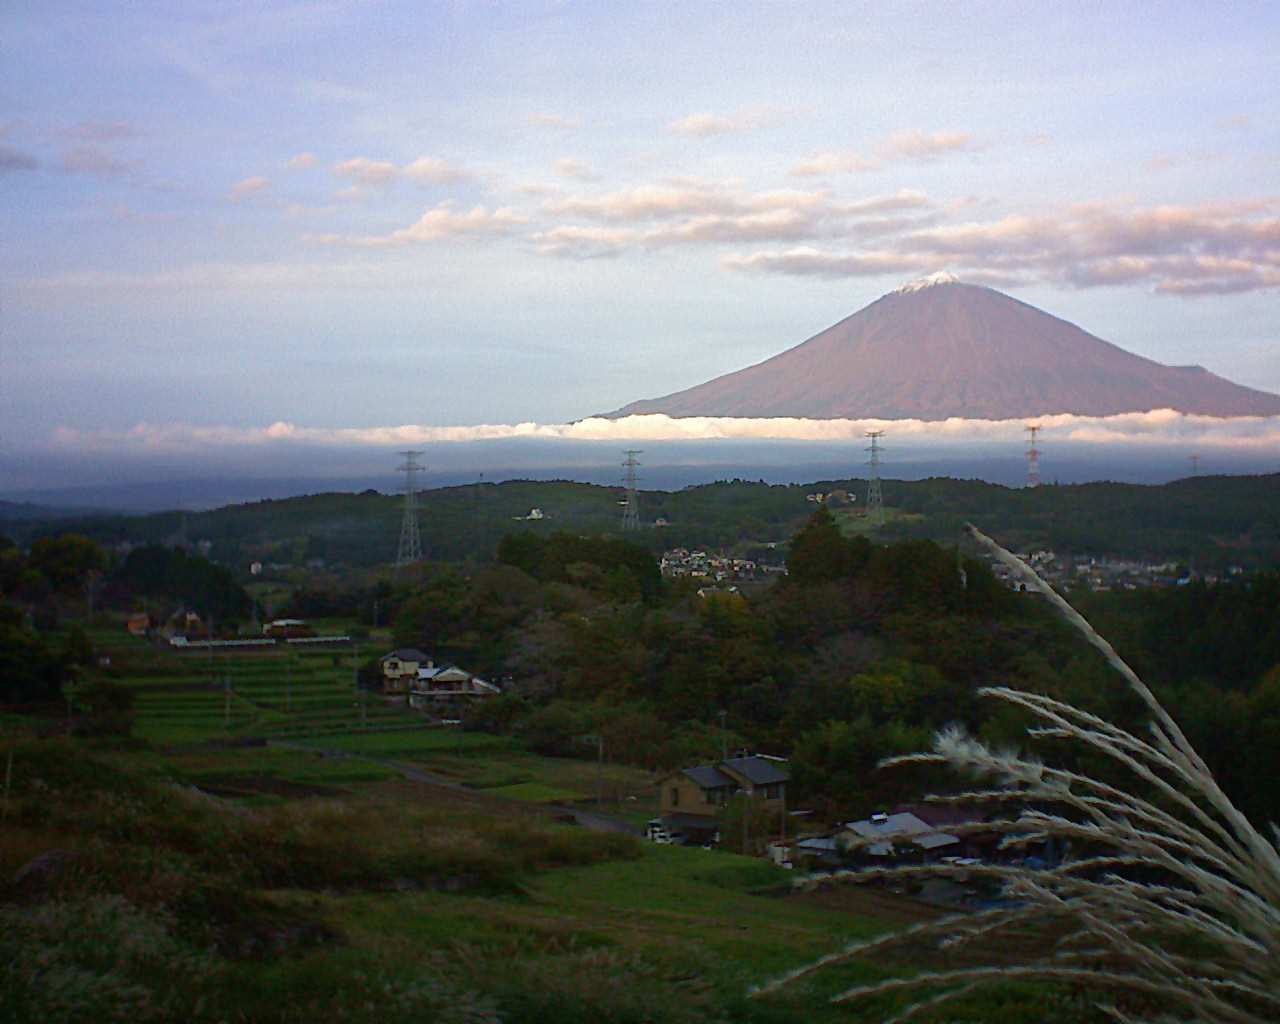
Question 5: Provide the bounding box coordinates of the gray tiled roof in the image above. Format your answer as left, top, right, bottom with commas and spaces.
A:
381, 648, 431, 663
722, 755, 790, 786
682, 765, 735, 789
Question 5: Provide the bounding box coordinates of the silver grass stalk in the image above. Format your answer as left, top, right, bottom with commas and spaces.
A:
751, 525, 1280, 1023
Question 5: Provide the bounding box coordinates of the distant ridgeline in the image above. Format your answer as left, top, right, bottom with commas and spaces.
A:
3, 474, 1278, 571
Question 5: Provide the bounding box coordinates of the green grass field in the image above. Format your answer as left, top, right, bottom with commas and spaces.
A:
830, 506, 925, 535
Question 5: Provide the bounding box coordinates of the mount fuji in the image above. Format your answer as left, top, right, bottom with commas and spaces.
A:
604, 274, 1280, 420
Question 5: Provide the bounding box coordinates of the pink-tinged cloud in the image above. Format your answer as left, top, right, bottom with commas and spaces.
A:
322, 203, 529, 246
403, 156, 472, 185
790, 150, 880, 177
287, 152, 317, 170
230, 176, 271, 200
46, 410, 1280, 453
724, 200, 1280, 296
837, 190, 931, 215
882, 130, 976, 159
668, 107, 786, 138
722, 247, 921, 277
547, 183, 829, 222
333, 156, 399, 185
643, 209, 829, 246
532, 225, 634, 258
792, 130, 977, 177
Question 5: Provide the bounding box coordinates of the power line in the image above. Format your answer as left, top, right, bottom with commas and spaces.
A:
865, 431, 885, 526
620, 450, 641, 530
396, 450, 424, 567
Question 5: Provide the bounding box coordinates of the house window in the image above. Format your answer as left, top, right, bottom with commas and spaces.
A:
670, 787, 679, 807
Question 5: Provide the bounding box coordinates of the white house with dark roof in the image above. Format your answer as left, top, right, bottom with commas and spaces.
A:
838, 811, 960, 861
407, 664, 500, 709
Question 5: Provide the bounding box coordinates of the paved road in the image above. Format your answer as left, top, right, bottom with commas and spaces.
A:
268, 739, 642, 835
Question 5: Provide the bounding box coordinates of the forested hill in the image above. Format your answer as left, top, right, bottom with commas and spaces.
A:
4, 473, 1278, 571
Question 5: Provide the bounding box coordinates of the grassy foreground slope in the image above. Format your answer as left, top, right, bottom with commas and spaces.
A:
0, 735, 1103, 1024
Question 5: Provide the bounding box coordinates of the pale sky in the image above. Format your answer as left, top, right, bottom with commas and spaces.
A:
2, 1, 1278, 484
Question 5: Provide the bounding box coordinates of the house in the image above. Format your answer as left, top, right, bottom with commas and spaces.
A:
408, 665, 500, 710
126, 612, 151, 637
838, 811, 960, 864
653, 755, 789, 845
380, 648, 433, 694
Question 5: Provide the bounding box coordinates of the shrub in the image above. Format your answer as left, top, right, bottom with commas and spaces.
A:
0, 895, 217, 1023
754, 526, 1280, 1024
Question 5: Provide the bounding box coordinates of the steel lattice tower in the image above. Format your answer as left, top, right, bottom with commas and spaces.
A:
1189, 453, 1201, 476
865, 431, 885, 526
1025, 425, 1042, 488
620, 450, 641, 530
396, 450, 424, 566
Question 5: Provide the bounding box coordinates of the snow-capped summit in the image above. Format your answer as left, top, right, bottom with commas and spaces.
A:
894, 271, 959, 293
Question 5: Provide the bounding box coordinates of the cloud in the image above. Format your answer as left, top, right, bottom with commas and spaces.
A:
725, 200, 1280, 295
317, 202, 528, 247
333, 156, 399, 185
230, 176, 271, 200
0, 143, 38, 172
790, 150, 880, 177
791, 129, 978, 176
287, 151, 317, 170
546, 182, 828, 222
554, 157, 597, 181
722, 247, 920, 278
62, 144, 131, 177
668, 106, 786, 138
331, 154, 472, 187
643, 208, 830, 246
532, 225, 634, 259
837, 190, 931, 215
528, 112, 580, 129
47, 410, 1280, 453
536, 185, 933, 254
403, 155, 472, 185
881, 130, 976, 159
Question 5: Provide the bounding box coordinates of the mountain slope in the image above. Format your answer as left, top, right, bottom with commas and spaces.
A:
605, 275, 1280, 420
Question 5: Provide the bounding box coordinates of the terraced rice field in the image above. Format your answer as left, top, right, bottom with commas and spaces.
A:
108, 638, 419, 745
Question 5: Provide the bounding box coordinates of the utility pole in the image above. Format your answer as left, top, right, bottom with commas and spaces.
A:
1026, 425, 1042, 488
351, 639, 359, 728
286, 650, 293, 714
596, 733, 604, 809
865, 431, 885, 526
718, 710, 728, 762
396, 450, 424, 567
620, 450, 642, 530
